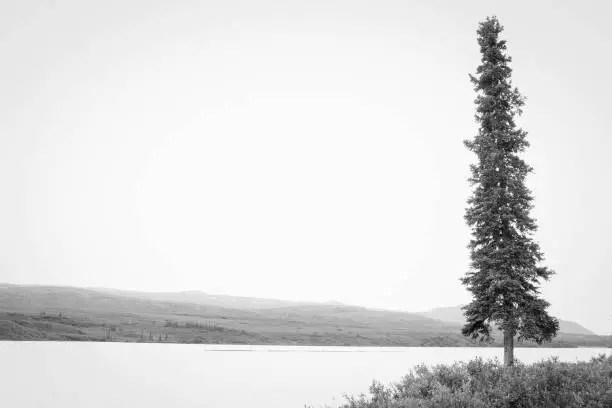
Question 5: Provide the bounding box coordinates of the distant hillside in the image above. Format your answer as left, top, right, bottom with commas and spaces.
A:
0, 284, 609, 347
0, 283, 256, 317
0, 284, 472, 346
90, 287, 339, 310
417, 306, 596, 335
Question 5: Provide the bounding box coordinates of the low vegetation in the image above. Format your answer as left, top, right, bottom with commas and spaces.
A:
339, 355, 612, 408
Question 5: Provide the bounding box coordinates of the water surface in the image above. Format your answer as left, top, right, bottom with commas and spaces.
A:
1, 342, 609, 407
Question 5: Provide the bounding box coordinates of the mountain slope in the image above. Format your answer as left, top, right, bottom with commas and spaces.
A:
90, 287, 337, 310
0, 284, 472, 346
417, 306, 596, 335
0, 284, 607, 347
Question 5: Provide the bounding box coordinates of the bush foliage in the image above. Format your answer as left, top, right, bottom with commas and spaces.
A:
341, 355, 612, 408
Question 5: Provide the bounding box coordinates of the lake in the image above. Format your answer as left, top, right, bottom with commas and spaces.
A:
1, 342, 610, 407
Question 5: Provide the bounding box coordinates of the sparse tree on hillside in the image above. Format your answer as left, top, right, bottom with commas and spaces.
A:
462, 16, 558, 366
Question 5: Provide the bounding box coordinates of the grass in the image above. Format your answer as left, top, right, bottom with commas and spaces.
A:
336, 354, 612, 408
4, 310, 608, 347
0, 311, 273, 344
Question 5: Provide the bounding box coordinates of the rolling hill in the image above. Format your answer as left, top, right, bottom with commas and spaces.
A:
90, 287, 339, 310
416, 306, 596, 335
1, 284, 609, 347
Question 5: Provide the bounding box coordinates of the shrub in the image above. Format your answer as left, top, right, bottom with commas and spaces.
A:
340, 354, 612, 408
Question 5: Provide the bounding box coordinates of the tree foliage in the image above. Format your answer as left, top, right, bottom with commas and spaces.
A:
461, 16, 558, 345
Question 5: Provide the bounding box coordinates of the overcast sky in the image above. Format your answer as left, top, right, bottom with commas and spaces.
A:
1, 0, 610, 334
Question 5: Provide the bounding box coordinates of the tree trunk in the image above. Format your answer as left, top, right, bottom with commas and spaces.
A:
503, 329, 514, 367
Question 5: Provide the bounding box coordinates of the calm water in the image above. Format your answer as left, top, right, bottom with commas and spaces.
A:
1, 342, 610, 408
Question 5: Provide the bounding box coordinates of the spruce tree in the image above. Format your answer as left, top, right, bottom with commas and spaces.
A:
461, 16, 559, 366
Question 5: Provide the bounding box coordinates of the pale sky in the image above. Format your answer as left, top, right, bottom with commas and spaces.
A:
1, 0, 611, 334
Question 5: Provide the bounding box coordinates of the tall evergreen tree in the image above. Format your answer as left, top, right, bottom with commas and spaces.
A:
462, 16, 559, 366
